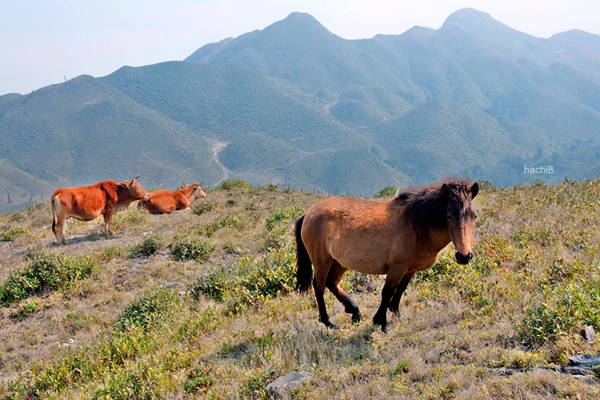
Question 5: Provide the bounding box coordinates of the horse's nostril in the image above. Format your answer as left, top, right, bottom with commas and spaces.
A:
455, 251, 473, 265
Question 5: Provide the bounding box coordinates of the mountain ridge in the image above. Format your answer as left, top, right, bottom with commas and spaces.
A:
1, 8, 599, 212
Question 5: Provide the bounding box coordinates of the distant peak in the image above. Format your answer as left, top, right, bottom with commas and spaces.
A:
283, 12, 321, 24
447, 8, 493, 21
442, 7, 525, 38
444, 8, 494, 25
265, 11, 332, 36
276, 12, 329, 31
551, 29, 599, 41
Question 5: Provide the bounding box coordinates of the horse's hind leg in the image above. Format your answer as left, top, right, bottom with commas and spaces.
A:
313, 277, 334, 328
312, 256, 335, 328
326, 261, 361, 323
388, 272, 415, 314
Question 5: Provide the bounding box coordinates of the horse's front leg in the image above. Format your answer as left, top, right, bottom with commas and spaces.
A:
388, 272, 415, 314
373, 273, 403, 332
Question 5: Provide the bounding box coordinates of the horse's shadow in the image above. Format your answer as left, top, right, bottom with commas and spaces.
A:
50, 233, 123, 246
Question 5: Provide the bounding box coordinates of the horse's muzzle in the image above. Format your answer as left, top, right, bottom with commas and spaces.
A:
455, 251, 473, 265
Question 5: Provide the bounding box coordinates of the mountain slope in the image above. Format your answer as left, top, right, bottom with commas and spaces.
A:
187, 8, 600, 186
0, 75, 222, 210
101, 61, 408, 194
1, 8, 600, 212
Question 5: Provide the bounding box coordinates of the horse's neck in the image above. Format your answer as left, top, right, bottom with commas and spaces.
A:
180, 187, 194, 201
427, 227, 452, 253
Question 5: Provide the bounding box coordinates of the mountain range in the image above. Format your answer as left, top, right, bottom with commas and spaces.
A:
1, 8, 599, 212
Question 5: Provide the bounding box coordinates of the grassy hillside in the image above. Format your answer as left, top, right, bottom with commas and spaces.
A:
1, 179, 599, 398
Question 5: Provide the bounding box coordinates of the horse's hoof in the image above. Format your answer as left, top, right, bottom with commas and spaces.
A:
321, 319, 336, 329
351, 312, 362, 324
381, 323, 388, 333
373, 315, 387, 331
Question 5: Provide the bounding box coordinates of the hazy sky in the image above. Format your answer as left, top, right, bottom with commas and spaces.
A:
1, 0, 599, 95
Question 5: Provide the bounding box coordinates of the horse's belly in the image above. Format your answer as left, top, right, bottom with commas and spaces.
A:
332, 251, 389, 275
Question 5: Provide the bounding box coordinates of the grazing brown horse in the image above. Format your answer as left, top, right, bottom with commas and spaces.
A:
295, 179, 479, 331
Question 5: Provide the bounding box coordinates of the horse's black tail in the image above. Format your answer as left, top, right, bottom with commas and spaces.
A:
295, 215, 313, 292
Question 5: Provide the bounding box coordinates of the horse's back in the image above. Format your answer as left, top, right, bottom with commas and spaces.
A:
304, 197, 391, 229
301, 197, 399, 274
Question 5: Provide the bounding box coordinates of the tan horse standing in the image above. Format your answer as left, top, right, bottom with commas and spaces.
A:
295, 179, 479, 331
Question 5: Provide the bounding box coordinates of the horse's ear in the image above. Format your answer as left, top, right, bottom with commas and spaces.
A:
442, 183, 451, 197
470, 182, 479, 199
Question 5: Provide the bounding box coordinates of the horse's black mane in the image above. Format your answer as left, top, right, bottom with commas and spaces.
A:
394, 179, 474, 229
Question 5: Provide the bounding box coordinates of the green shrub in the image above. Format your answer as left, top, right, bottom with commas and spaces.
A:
240, 368, 275, 399
110, 207, 149, 232
265, 207, 304, 231
190, 248, 296, 314
130, 235, 165, 258
415, 252, 455, 285
219, 179, 252, 191
1, 227, 28, 242
191, 269, 229, 302
10, 300, 41, 321
518, 271, 600, 347
374, 186, 397, 198
192, 201, 215, 216
114, 289, 179, 332
104, 246, 127, 259
171, 235, 216, 262
184, 363, 214, 395
228, 248, 296, 313
263, 207, 303, 250
5, 290, 184, 398
200, 214, 245, 237
65, 312, 87, 331
393, 360, 409, 375
0, 250, 98, 306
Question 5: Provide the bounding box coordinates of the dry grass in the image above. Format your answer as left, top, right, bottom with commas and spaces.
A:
0, 179, 599, 399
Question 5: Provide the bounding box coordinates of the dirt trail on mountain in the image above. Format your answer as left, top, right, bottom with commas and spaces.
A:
209, 140, 231, 185
324, 94, 339, 113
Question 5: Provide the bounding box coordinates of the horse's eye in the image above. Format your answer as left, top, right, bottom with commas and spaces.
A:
474, 214, 478, 219
447, 214, 454, 221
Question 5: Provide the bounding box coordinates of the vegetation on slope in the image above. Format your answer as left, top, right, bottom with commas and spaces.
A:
4, 9, 600, 212
0, 179, 599, 398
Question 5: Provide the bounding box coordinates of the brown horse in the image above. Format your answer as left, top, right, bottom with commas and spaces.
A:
295, 179, 479, 331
